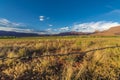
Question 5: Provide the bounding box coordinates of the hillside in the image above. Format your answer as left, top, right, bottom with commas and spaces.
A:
92, 26, 120, 36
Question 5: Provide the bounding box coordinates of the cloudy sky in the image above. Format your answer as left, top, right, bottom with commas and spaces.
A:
0, 0, 120, 34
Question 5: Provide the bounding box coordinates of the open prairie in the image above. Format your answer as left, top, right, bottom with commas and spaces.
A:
0, 36, 120, 80
1, 0, 120, 80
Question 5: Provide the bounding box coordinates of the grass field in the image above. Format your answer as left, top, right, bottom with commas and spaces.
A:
0, 36, 120, 80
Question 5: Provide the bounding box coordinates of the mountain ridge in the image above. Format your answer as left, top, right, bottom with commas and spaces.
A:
0, 26, 120, 37
92, 26, 120, 36
0, 30, 40, 37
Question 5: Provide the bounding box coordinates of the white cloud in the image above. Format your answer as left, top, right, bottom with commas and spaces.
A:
59, 27, 70, 32
0, 18, 49, 34
39, 16, 50, 21
39, 16, 45, 21
0, 18, 25, 27
46, 21, 120, 33
0, 26, 33, 33
0, 18, 37, 33
71, 21, 120, 32
45, 28, 59, 34
0, 18, 9, 25
46, 28, 52, 31
48, 24, 53, 27
0, 25, 47, 34
46, 26, 70, 34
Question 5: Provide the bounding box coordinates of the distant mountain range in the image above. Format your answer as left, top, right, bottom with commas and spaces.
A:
0, 26, 120, 37
0, 30, 92, 37
58, 26, 120, 36
57, 31, 91, 36
0, 30, 40, 37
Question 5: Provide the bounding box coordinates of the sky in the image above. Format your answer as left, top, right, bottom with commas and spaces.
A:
0, 0, 120, 34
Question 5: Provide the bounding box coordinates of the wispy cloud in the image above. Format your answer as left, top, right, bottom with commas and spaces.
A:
71, 21, 120, 32
0, 26, 32, 32
48, 24, 53, 27
97, 9, 120, 20
46, 21, 120, 33
105, 4, 115, 10
45, 26, 70, 34
0, 18, 50, 34
59, 27, 70, 32
0, 18, 25, 27
106, 9, 120, 15
0, 18, 38, 33
1, 18, 119, 34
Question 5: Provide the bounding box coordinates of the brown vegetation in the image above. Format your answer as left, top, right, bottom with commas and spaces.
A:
0, 37, 120, 80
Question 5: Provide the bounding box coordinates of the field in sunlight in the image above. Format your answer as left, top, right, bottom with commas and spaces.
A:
0, 36, 120, 80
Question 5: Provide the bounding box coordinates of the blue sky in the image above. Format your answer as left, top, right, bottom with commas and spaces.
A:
0, 0, 120, 33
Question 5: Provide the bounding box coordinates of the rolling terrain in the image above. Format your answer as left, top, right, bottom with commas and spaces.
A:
92, 26, 120, 36
0, 26, 120, 37
0, 37, 120, 79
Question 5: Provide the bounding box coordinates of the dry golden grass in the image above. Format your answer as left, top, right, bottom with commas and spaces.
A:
0, 36, 120, 80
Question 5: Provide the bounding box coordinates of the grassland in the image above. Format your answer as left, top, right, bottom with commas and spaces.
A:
0, 36, 120, 80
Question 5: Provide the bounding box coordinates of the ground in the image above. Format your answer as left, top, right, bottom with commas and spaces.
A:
0, 36, 120, 80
